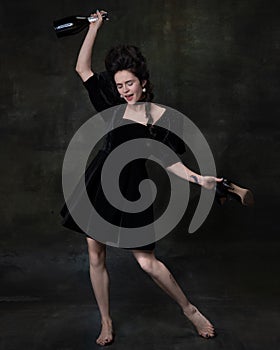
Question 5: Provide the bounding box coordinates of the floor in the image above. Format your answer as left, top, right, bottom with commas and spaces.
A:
1, 196, 279, 350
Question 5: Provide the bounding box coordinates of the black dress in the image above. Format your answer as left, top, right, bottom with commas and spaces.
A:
60, 72, 186, 250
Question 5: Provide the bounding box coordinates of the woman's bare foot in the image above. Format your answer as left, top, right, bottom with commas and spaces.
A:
183, 304, 215, 339
96, 319, 114, 346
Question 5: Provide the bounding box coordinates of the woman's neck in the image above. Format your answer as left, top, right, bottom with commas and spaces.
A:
126, 102, 147, 113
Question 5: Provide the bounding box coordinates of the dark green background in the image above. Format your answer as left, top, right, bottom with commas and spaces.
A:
0, 0, 279, 334
1, 1, 279, 349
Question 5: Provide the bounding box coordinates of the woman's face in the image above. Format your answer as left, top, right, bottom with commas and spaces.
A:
114, 70, 146, 104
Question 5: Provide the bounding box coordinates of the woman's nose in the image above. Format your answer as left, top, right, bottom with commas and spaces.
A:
123, 84, 129, 93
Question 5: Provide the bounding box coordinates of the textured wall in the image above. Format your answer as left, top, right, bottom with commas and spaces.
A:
0, 0, 279, 298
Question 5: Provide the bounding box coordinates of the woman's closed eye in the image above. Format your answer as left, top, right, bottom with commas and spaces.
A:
116, 80, 134, 89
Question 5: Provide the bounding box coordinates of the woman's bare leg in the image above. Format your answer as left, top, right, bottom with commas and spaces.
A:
86, 236, 114, 346
132, 249, 215, 338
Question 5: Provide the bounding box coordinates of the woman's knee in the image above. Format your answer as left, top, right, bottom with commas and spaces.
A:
135, 255, 155, 275
86, 237, 106, 269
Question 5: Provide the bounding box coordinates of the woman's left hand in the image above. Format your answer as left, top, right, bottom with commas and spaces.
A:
201, 176, 223, 190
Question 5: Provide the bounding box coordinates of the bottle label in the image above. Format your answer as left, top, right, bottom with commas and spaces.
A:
55, 23, 74, 30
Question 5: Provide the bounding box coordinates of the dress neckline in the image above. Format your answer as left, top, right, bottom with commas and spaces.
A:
121, 106, 167, 127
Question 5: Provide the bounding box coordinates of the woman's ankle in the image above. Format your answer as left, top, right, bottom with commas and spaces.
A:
182, 302, 195, 315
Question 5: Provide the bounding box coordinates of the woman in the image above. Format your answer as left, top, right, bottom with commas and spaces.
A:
61, 10, 223, 346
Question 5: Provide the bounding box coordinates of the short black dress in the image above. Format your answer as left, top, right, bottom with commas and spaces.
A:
60, 72, 186, 250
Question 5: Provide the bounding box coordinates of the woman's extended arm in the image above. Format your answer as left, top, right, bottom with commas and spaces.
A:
75, 10, 105, 82
166, 162, 223, 190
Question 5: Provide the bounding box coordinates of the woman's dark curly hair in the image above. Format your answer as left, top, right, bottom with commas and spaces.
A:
105, 45, 154, 102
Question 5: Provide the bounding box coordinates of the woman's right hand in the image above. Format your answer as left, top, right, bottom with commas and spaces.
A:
75, 9, 107, 82
89, 10, 107, 31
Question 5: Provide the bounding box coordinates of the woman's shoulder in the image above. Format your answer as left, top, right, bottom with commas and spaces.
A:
83, 71, 124, 113
83, 71, 112, 89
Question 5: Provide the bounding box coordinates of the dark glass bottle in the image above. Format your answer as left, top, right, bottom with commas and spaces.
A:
53, 13, 109, 38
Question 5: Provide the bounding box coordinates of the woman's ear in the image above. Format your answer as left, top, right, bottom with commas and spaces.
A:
142, 80, 147, 88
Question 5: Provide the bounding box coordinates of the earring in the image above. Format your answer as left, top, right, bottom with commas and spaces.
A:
142, 87, 146, 93
120, 94, 124, 98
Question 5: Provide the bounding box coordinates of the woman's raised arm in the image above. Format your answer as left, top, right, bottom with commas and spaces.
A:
75, 10, 106, 82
